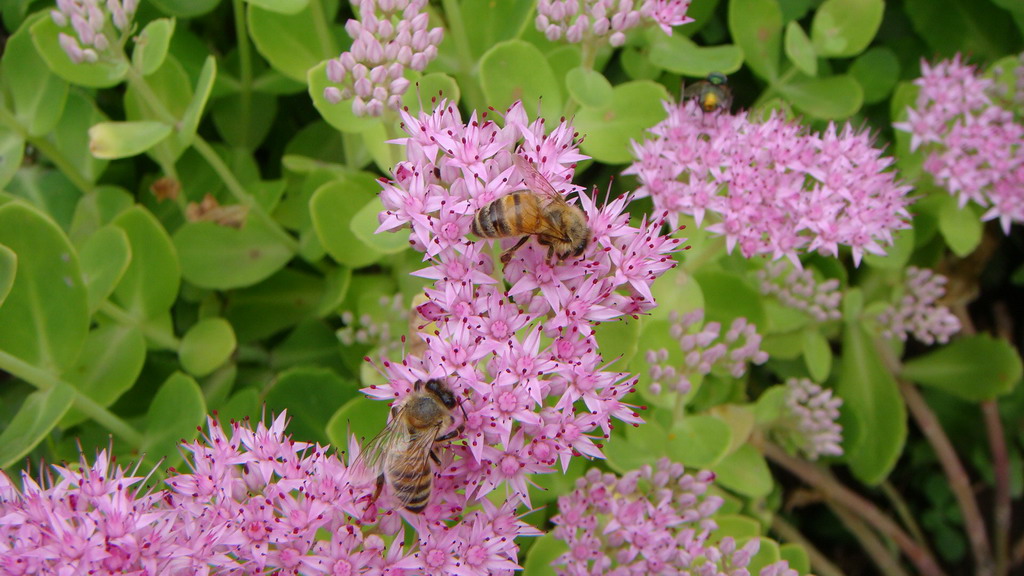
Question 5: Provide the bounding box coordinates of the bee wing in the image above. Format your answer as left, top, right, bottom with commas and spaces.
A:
354, 408, 410, 479
384, 421, 446, 510
682, 80, 706, 100
511, 153, 572, 207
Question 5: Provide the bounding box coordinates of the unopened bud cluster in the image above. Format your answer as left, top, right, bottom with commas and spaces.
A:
757, 260, 842, 323
338, 294, 406, 357
877, 266, 961, 345
324, 0, 443, 116
783, 378, 844, 460
536, 0, 693, 47
51, 0, 138, 63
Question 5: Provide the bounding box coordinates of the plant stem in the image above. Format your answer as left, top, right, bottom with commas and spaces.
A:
770, 514, 847, 576
829, 502, 912, 576
98, 300, 180, 350
880, 480, 927, 546
762, 441, 946, 576
982, 399, 1010, 576
307, 0, 339, 58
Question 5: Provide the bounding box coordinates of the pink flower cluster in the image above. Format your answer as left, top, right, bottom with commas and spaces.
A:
0, 414, 533, 575
324, 0, 443, 116
51, 0, 137, 63
876, 266, 961, 345
551, 459, 797, 576
894, 55, 1024, 232
373, 100, 680, 517
627, 99, 914, 266
783, 378, 844, 461
536, 0, 693, 46
646, 309, 769, 396
757, 260, 842, 323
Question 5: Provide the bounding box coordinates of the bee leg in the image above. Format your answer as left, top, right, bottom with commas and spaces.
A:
429, 450, 441, 466
500, 236, 532, 264
370, 473, 385, 505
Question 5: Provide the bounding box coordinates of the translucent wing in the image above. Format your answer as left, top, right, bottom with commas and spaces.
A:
389, 423, 446, 507
511, 153, 572, 207
354, 407, 410, 479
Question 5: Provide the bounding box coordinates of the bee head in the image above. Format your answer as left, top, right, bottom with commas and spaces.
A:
423, 378, 458, 409
707, 72, 728, 86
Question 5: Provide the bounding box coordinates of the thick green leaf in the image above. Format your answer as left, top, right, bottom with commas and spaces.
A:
148, 0, 219, 17
69, 186, 134, 244
566, 67, 613, 109
30, 16, 129, 88
249, 1, 339, 82
225, 268, 328, 342
755, 385, 788, 423
142, 372, 206, 465
0, 129, 26, 190
0, 202, 88, 372
247, 0, 310, 14
849, 47, 900, 104
179, 318, 237, 377
747, 538, 782, 575
6, 166, 82, 232
0, 245, 15, 308
667, 415, 732, 467
904, 0, 1018, 61
810, 0, 884, 58
902, 335, 1022, 401
480, 40, 563, 122
574, 81, 669, 164
693, 269, 766, 328
310, 179, 384, 268
212, 91, 278, 151
863, 226, 914, 270
593, 315, 641, 369
79, 225, 132, 313
780, 543, 811, 574
177, 56, 217, 151
784, 21, 817, 76
0, 383, 76, 468
350, 197, 411, 255
326, 395, 391, 453
308, 61, 382, 134
402, 73, 461, 114
803, 328, 833, 382
133, 18, 175, 76
837, 323, 906, 484
89, 121, 173, 160
53, 91, 109, 184
522, 534, 567, 576
462, 0, 534, 61
112, 206, 181, 320
2, 14, 68, 136
60, 324, 146, 428
607, 418, 665, 473
715, 515, 762, 539
647, 32, 743, 76
728, 0, 783, 80
778, 74, 862, 119
713, 443, 774, 496
266, 366, 359, 445
938, 196, 982, 256
173, 219, 294, 290
123, 55, 192, 166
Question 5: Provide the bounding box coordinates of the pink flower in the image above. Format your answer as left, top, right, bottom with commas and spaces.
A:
894, 54, 1024, 232
627, 99, 913, 266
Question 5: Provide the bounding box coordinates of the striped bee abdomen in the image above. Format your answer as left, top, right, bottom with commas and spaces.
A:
472, 193, 527, 238
387, 451, 433, 513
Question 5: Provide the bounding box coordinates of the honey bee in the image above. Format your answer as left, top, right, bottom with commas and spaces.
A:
472, 154, 591, 264
684, 72, 733, 113
358, 379, 463, 513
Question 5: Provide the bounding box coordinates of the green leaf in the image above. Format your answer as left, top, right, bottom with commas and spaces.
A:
593, 315, 641, 369
53, 91, 109, 184
179, 318, 237, 377
173, 219, 294, 290
402, 73, 461, 114
902, 335, 1022, 401
30, 16, 129, 87
938, 196, 982, 256
0, 202, 88, 372
142, 372, 206, 466
784, 21, 817, 76
849, 47, 900, 104
607, 418, 665, 473
0, 245, 15, 308
803, 328, 833, 382
326, 395, 391, 451
351, 197, 412, 255
60, 324, 145, 428
714, 443, 774, 496
79, 225, 132, 313
224, 268, 329, 342
864, 226, 914, 270
714, 515, 762, 539
2, 14, 68, 137
461, 0, 534, 61
212, 91, 278, 151
667, 415, 732, 467
755, 385, 788, 423
310, 178, 384, 268
522, 534, 567, 576
747, 538, 782, 575
88, 121, 173, 160
147, 0, 219, 17
574, 81, 669, 164
266, 366, 359, 445
810, 0, 884, 58
647, 32, 743, 76
0, 383, 75, 468
308, 61, 381, 134
566, 67, 613, 109
837, 322, 906, 484
133, 18, 175, 76
904, 0, 1017, 61
112, 206, 181, 321
0, 129, 26, 190
177, 56, 217, 151
69, 186, 134, 244
693, 269, 766, 328
123, 55, 191, 166
249, 1, 339, 82
728, 0, 783, 80
780, 543, 811, 574
778, 74, 862, 119
480, 40, 563, 123
246, 0, 310, 14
